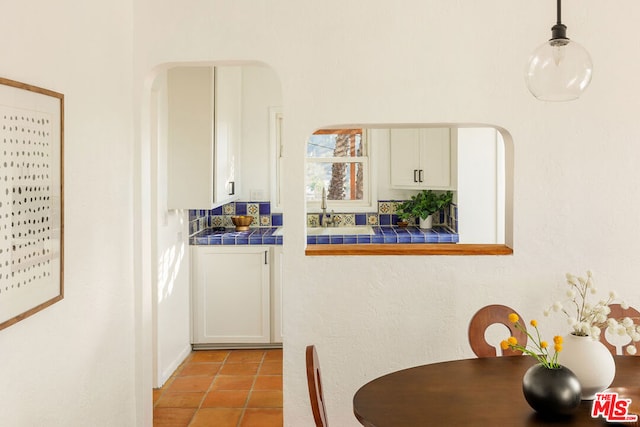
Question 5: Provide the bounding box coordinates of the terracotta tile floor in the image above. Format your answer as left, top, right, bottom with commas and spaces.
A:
153, 349, 283, 427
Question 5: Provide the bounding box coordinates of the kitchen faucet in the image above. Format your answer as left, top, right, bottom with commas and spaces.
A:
321, 187, 335, 227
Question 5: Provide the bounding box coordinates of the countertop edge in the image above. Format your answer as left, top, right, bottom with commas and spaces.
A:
305, 243, 513, 256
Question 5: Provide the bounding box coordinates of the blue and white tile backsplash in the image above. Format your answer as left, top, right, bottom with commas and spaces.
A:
189, 200, 458, 237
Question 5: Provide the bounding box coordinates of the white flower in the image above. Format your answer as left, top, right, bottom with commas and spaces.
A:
566, 289, 576, 298
621, 301, 629, 310
553, 301, 563, 312
609, 290, 618, 299
617, 325, 628, 336
543, 309, 550, 317
631, 332, 640, 342
590, 326, 602, 338
567, 317, 578, 326
578, 277, 587, 286
587, 270, 593, 277
607, 318, 618, 328
622, 317, 634, 328
590, 287, 597, 294
626, 345, 637, 356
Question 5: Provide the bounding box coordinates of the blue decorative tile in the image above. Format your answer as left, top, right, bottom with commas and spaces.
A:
222, 236, 236, 245
235, 202, 247, 215
357, 235, 371, 244
343, 236, 357, 244
272, 214, 283, 226
355, 214, 367, 225
259, 202, 271, 214
372, 235, 384, 244
379, 215, 391, 225
275, 236, 283, 245
307, 236, 318, 245
330, 236, 344, 244
211, 206, 223, 215
263, 236, 276, 245
317, 235, 330, 245
236, 236, 249, 245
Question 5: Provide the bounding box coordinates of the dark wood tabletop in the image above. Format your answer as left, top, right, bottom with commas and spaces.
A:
353, 356, 640, 427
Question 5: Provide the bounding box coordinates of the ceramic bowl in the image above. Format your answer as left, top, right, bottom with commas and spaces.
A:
231, 215, 253, 231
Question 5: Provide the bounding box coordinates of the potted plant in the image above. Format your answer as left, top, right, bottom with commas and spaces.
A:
397, 190, 453, 229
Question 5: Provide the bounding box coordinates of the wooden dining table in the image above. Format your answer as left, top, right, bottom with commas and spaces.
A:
353, 356, 640, 426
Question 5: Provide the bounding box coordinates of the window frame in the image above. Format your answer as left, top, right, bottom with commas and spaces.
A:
305, 128, 376, 213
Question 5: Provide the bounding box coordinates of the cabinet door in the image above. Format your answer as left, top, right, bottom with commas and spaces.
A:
192, 246, 270, 344
389, 128, 454, 189
419, 128, 451, 188
389, 129, 422, 187
167, 67, 214, 208
214, 66, 242, 206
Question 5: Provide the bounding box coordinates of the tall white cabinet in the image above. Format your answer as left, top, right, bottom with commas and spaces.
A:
167, 66, 241, 209
191, 246, 283, 346
389, 128, 456, 190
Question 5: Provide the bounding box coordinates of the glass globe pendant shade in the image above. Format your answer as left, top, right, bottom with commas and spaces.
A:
526, 37, 593, 102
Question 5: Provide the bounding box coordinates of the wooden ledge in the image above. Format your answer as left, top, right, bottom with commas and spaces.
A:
305, 244, 513, 256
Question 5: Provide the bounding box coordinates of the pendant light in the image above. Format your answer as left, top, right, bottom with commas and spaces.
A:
526, 0, 593, 101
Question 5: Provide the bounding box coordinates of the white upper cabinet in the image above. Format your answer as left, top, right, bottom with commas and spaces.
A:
214, 66, 242, 206
389, 128, 457, 190
167, 66, 241, 209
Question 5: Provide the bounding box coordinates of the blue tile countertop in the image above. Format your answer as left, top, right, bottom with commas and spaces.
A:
190, 226, 458, 245
190, 227, 283, 246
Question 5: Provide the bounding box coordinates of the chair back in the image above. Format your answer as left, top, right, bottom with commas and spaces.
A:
306, 345, 329, 427
468, 304, 528, 358
601, 304, 640, 356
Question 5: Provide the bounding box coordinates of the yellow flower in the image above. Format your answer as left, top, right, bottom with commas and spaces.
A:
530, 319, 538, 327
554, 344, 563, 352
553, 335, 563, 344
507, 336, 518, 346
500, 340, 510, 350
540, 341, 548, 349
508, 313, 519, 323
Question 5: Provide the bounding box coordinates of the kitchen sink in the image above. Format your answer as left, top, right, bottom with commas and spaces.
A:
272, 225, 375, 236
307, 225, 374, 236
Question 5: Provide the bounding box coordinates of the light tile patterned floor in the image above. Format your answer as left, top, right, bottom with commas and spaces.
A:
153, 349, 283, 427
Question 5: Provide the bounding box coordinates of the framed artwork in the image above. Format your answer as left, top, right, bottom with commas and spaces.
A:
0, 77, 64, 331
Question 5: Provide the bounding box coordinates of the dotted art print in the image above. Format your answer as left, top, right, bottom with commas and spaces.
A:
0, 78, 63, 331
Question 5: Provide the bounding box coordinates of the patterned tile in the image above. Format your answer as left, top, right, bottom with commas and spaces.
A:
223, 203, 235, 215
378, 201, 392, 214
307, 214, 320, 227
247, 203, 259, 216
260, 215, 271, 226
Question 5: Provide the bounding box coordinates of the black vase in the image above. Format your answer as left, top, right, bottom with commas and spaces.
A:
522, 364, 582, 416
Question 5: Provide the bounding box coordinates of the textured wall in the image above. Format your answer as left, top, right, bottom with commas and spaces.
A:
133, 1, 640, 425
0, 0, 136, 426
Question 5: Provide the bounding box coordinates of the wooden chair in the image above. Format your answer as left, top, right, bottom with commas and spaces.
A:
306, 345, 329, 427
601, 304, 640, 356
468, 304, 528, 357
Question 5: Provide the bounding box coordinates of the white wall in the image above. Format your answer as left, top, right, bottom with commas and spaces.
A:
240, 65, 283, 201
152, 71, 192, 387
133, 1, 640, 426
457, 127, 505, 243
0, 1, 137, 426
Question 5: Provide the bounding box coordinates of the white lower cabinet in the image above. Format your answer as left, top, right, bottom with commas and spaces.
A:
191, 245, 283, 345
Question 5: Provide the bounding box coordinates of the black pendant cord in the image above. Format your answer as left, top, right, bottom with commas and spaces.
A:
551, 0, 568, 41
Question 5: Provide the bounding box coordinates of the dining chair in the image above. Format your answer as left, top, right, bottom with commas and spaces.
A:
601, 304, 640, 356
468, 304, 528, 357
306, 345, 329, 427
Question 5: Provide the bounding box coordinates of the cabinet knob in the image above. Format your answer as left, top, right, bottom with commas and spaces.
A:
413, 169, 418, 183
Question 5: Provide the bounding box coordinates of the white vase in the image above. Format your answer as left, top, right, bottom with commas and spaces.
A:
558, 333, 616, 400
419, 215, 433, 229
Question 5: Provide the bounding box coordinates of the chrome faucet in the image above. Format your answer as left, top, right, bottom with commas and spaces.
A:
321, 187, 335, 227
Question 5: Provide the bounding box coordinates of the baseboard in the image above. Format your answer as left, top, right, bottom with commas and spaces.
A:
158, 344, 192, 387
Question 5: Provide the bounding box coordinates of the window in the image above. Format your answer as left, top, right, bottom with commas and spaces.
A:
305, 128, 372, 211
